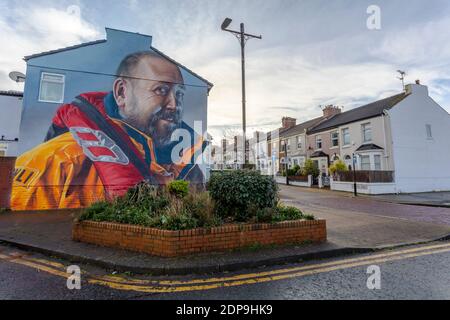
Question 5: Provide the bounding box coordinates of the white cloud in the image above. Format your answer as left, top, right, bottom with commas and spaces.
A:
0, 3, 100, 90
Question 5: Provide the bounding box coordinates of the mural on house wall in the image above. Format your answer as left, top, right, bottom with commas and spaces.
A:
11, 49, 208, 210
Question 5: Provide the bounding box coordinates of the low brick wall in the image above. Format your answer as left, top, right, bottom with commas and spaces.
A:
0, 157, 16, 209
73, 219, 327, 257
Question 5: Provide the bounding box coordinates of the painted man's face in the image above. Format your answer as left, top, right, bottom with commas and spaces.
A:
114, 56, 185, 147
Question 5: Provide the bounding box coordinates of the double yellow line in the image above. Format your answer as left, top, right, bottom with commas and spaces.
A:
1, 242, 450, 293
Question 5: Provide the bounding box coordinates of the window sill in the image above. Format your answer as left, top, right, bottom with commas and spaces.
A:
38, 99, 64, 104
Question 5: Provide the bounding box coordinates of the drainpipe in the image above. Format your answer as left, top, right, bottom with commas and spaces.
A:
382, 111, 389, 160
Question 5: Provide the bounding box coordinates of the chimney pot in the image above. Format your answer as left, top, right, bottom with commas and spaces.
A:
322, 105, 342, 118
282, 117, 297, 129
415, 79, 421, 85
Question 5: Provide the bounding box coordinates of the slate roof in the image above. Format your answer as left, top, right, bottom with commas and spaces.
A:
355, 143, 384, 152
310, 151, 329, 158
308, 93, 409, 134
280, 116, 326, 138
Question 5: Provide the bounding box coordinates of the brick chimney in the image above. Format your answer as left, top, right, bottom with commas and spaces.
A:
282, 117, 297, 129
322, 105, 341, 118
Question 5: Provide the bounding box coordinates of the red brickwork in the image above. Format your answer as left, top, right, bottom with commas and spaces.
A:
73, 219, 327, 257
0, 157, 16, 209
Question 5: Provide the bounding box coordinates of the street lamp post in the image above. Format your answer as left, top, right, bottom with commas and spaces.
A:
352, 153, 358, 197
221, 18, 262, 165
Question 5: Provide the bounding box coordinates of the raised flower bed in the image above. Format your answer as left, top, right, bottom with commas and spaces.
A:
72, 219, 326, 257
72, 171, 327, 257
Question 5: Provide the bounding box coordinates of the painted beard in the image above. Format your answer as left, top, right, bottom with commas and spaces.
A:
146, 105, 183, 147
121, 98, 183, 147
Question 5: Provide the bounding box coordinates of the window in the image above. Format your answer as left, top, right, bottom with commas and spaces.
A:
316, 136, 322, 149
342, 128, 350, 146
374, 155, 381, 170
273, 142, 276, 149
297, 136, 302, 149
362, 123, 372, 143
39, 73, 65, 103
331, 131, 339, 147
360, 155, 371, 170
426, 124, 433, 139
287, 139, 291, 151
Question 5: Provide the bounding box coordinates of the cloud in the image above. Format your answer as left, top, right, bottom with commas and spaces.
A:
0, 3, 100, 90
2, 0, 449, 142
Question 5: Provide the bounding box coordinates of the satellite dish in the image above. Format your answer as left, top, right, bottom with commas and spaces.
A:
9, 71, 26, 83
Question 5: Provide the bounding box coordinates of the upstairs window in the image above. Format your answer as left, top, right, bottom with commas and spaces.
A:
287, 139, 291, 151
39, 72, 65, 103
331, 131, 339, 147
362, 123, 372, 143
426, 124, 433, 139
342, 128, 350, 146
297, 136, 302, 149
316, 136, 322, 150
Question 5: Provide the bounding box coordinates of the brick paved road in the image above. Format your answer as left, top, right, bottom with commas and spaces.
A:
279, 185, 450, 226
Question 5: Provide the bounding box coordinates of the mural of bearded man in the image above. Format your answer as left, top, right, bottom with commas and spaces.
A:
11, 51, 206, 210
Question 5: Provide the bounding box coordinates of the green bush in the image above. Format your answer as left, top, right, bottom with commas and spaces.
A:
80, 179, 314, 230
286, 165, 301, 177
301, 159, 320, 177
329, 160, 349, 175
208, 170, 278, 221
168, 180, 190, 198
253, 204, 313, 223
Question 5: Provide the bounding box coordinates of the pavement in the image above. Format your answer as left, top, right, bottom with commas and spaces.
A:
369, 191, 450, 207
1, 186, 450, 275
2, 241, 450, 299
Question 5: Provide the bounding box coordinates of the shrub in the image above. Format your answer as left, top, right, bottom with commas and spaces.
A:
301, 159, 320, 177
329, 160, 349, 175
81, 179, 314, 230
286, 164, 301, 177
253, 204, 313, 224
275, 205, 304, 222
303, 213, 315, 221
167, 180, 190, 198
208, 170, 278, 221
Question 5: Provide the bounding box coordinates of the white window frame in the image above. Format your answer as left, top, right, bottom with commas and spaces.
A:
374, 154, 382, 170
297, 136, 302, 149
360, 155, 371, 170
361, 122, 372, 143
287, 138, 291, 151
342, 128, 350, 146
315, 135, 322, 150
331, 131, 339, 147
39, 72, 65, 104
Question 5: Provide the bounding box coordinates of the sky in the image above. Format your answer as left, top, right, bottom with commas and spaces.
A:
1, 0, 450, 141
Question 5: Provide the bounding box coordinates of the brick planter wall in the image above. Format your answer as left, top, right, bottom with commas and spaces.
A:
0, 157, 16, 209
72, 219, 327, 257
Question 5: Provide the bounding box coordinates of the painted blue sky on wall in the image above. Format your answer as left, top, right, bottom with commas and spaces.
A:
1, 0, 450, 140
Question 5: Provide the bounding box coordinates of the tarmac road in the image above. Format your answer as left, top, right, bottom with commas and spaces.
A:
1, 241, 449, 300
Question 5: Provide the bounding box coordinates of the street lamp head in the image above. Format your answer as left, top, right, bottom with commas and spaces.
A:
221, 18, 232, 30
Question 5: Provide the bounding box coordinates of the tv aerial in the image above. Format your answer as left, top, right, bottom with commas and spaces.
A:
9, 71, 26, 83
397, 70, 406, 91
